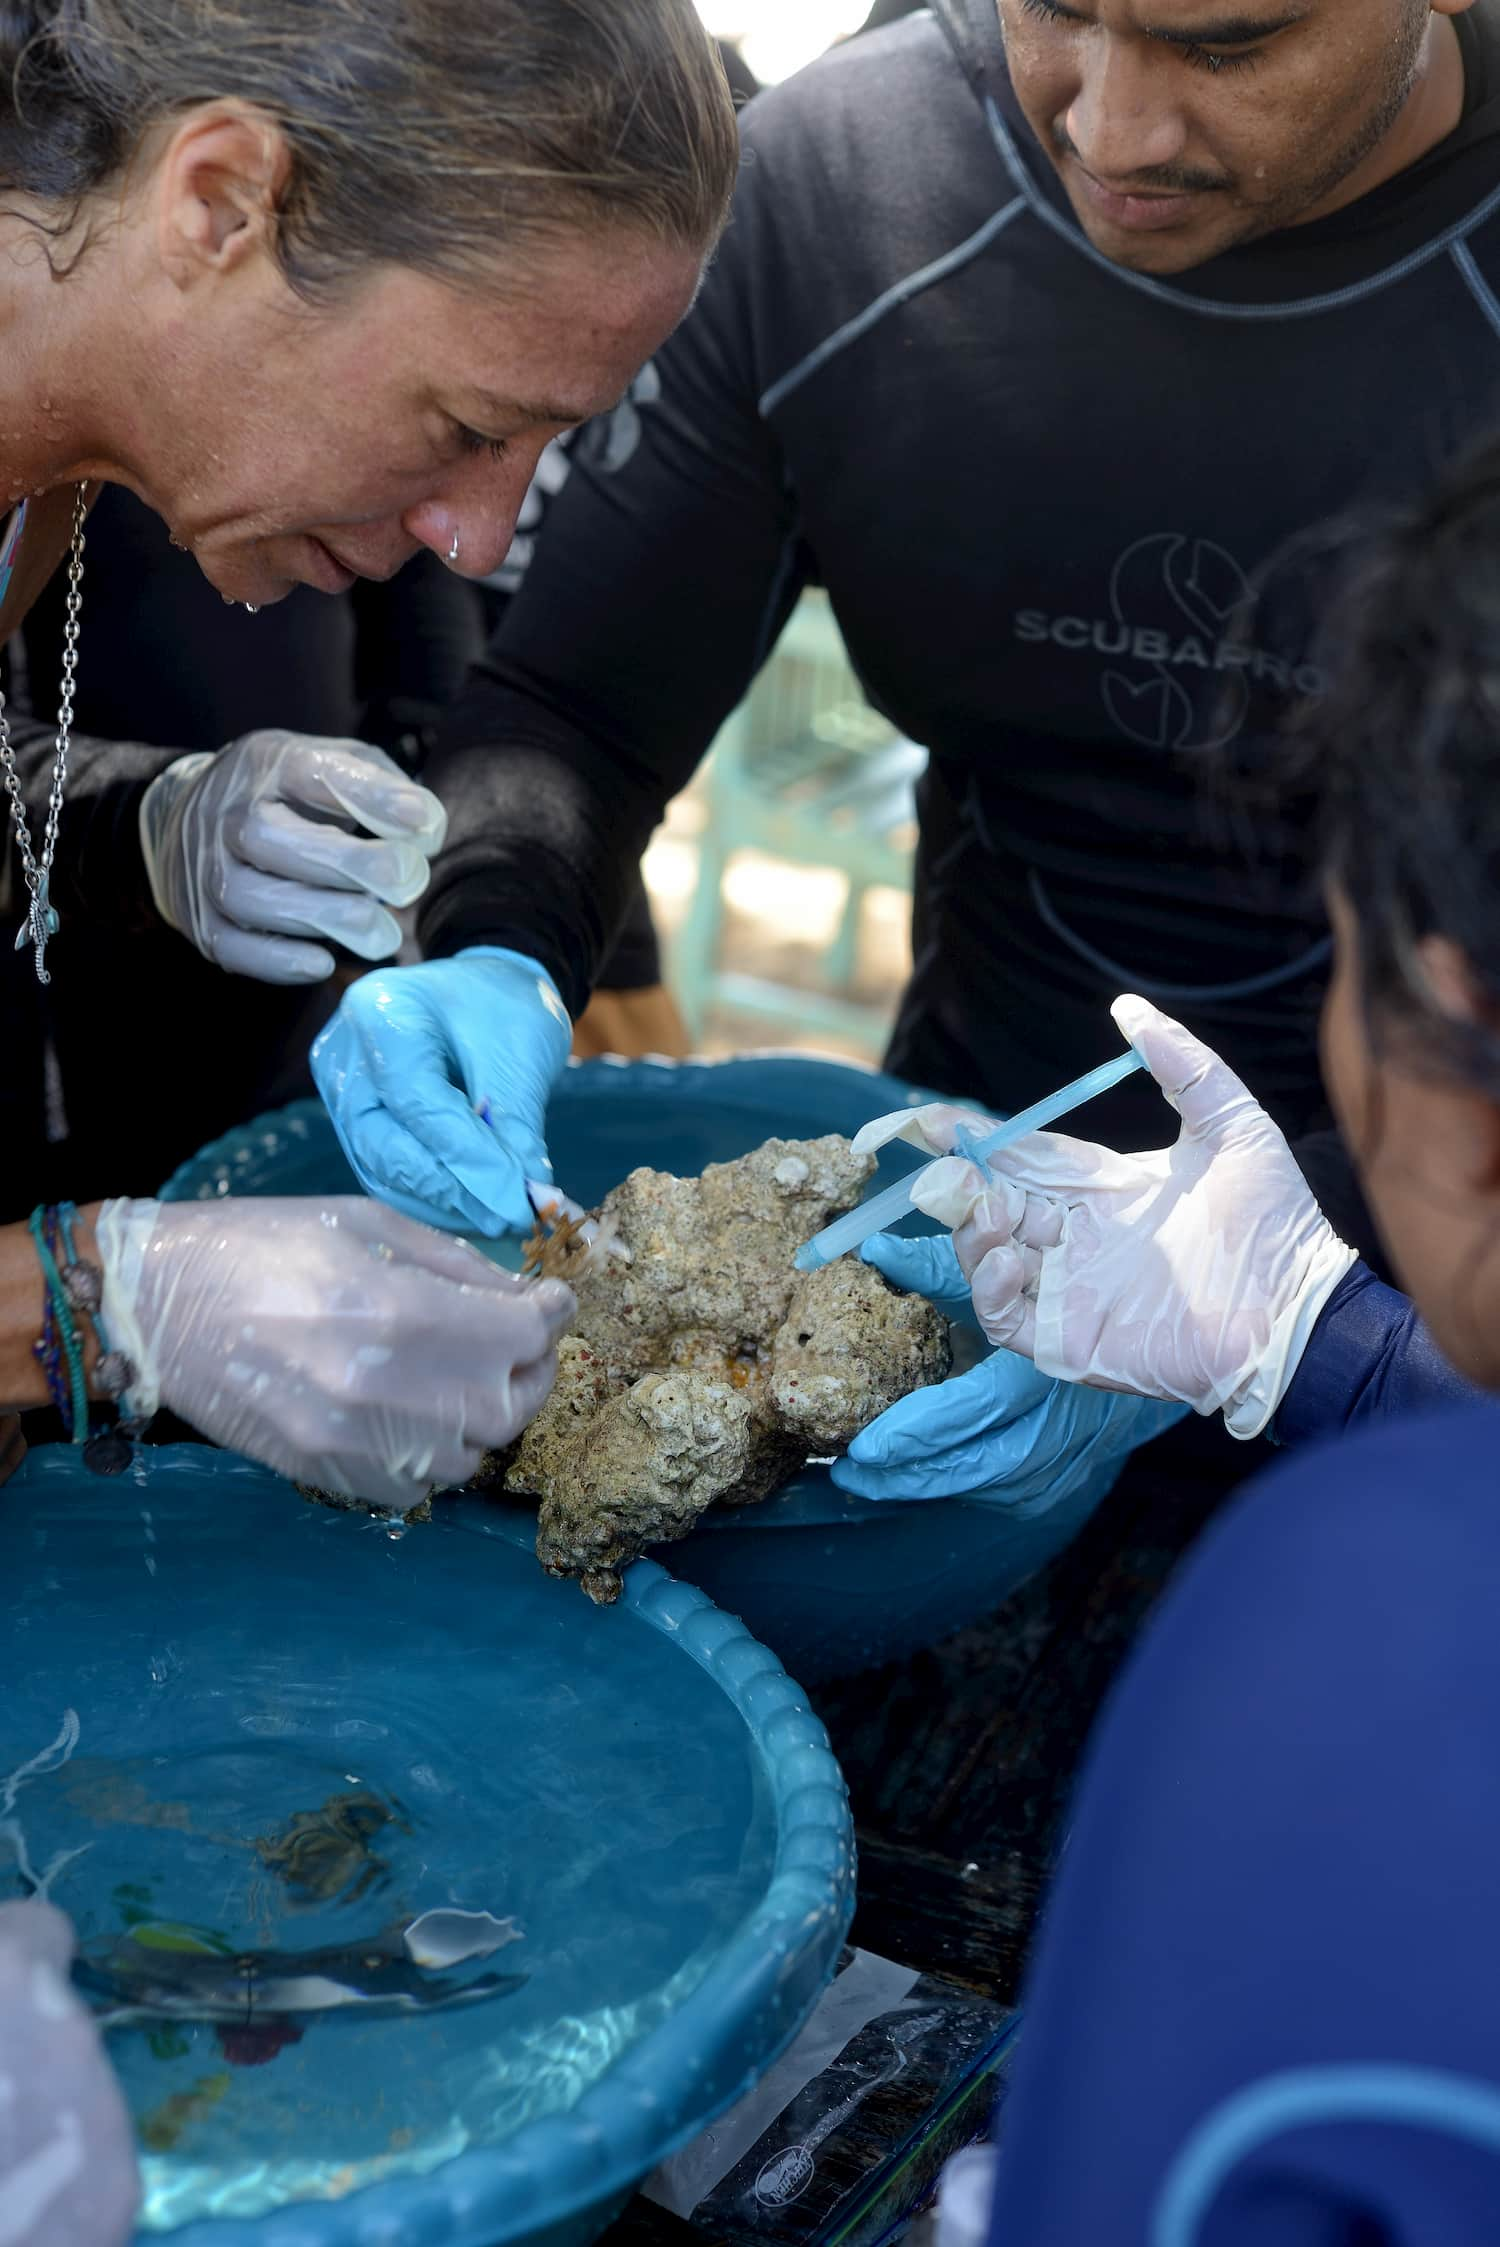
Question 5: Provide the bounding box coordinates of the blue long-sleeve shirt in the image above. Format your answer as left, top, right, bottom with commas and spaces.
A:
985, 1399, 1500, 2246
1273, 1263, 1484, 1445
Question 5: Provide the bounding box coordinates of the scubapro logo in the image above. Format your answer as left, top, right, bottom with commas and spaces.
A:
1014, 532, 1325, 754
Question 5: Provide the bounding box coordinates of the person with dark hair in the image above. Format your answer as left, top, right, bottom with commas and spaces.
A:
311, 0, 1498, 1518
942, 442, 1500, 2244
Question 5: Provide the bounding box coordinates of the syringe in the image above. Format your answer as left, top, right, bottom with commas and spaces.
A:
793, 1046, 1145, 1274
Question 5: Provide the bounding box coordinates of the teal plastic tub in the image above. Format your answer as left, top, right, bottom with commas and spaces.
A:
161, 1056, 1117, 1680
2, 1444, 853, 2246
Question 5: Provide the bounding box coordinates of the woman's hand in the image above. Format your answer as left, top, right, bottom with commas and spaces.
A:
138, 731, 447, 983
0, 1900, 139, 2247
96, 1196, 573, 1509
858, 997, 1357, 1438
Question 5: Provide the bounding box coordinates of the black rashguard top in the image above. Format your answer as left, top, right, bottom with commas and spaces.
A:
420, 0, 1500, 1162
1, 488, 486, 1203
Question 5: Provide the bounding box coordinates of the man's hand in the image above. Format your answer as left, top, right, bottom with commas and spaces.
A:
831, 1234, 1185, 1512
312, 947, 574, 1235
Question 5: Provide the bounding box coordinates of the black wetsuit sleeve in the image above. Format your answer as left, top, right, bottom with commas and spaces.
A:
0, 711, 178, 934
416, 194, 805, 1018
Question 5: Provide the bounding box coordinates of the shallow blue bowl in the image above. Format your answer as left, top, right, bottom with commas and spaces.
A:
3, 1443, 853, 2247
161, 1056, 1113, 1680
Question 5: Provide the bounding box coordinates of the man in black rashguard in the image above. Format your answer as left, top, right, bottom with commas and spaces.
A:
311, 0, 1500, 1490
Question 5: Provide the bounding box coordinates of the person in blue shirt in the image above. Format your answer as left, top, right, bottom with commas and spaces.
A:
902, 441, 1500, 2242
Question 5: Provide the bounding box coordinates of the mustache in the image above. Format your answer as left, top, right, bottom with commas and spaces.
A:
1052, 124, 1231, 196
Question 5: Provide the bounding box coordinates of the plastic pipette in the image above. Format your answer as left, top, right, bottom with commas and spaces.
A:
793, 1046, 1145, 1273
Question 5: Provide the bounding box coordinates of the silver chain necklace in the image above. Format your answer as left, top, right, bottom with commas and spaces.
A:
0, 483, 87, 985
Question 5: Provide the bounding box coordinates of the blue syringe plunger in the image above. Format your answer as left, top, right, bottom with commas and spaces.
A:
792, 1045, 1145, 1274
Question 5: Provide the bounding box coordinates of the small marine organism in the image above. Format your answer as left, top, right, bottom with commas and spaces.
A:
253, 1789, 410, 1906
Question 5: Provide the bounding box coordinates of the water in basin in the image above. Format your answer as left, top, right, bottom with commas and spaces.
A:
1, 1464, 776, 2230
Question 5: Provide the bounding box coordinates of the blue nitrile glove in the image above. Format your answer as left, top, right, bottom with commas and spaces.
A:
830, 1235, 1186, 1517
310, 946, 573, 1235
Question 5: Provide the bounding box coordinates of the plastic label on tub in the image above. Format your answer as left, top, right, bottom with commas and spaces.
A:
644, 1948, 1018, 2238
646, 1950, 918, 2217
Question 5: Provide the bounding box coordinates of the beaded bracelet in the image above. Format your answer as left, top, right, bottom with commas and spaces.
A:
28, 1203, 87, 1441
26, 1206, 68, 1427
55, 1203, 138, 1407
28, 1202, 143, 1474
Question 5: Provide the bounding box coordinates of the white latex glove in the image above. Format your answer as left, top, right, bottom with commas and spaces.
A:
0, 1901, 139, 2247
854, 997, 1358, 1439
139, 731, 447, 984
96, 1197, 574, 1512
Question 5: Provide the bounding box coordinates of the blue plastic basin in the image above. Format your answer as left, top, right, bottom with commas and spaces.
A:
2, 1444, 853, 2247
160, 1055, 1115, 1680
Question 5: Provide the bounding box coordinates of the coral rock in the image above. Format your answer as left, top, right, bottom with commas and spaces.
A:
769, 1258, 953, 1451
488, 1135, 951, 1602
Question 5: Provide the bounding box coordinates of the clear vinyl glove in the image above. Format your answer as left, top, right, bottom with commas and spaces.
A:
310, 947, 574, 1236
830, 1233, 1184, 1515
0, 1900, 139, 2247
96, 1196, 574, 1512
859, 997, 1358, 1439
139, 730, 448, 984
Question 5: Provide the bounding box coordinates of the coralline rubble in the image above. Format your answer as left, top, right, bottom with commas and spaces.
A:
482, 1135, 951, 1604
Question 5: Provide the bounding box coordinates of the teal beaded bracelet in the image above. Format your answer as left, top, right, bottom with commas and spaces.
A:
27, 1202, 143, 1473
55, 1202, 136, 1405
27, 1203, 88, 1443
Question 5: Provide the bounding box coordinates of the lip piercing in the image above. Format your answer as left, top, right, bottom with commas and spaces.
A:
447, 532, 460, 566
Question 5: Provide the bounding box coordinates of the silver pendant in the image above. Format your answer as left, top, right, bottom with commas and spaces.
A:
12, 870, 59, 981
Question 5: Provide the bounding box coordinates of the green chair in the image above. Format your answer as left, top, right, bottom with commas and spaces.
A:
670, 590, 925, 1055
